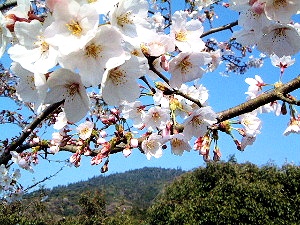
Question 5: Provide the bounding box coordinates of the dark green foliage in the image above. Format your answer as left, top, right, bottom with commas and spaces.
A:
1, 164, 300, 224
0, 167, 183, 224
147, 162, 300, 225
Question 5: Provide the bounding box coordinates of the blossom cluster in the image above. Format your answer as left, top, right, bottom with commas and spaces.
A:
0, 0, 300, 200
0, 164, 23, 202
0, 0, 225, 165
231, 0, 300, 57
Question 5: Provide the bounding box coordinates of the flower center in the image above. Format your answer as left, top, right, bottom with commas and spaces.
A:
146, 140, 156, 150
26, 76, 35, 90
191, 116, 203, 127
117, 12, 133, 27
179, 56, 192, 74
171, 138, 182, 148
152, 111, 161, 122
34, 36, 49, 53
272, 27, 289, 43
109, 67, 126, 86
85, 43, 102, 59
66, 20, 82, 36
80, 127, 90, 135
66, 83, 79, 96
273, 0, 287, 9
175, 31, 187, 42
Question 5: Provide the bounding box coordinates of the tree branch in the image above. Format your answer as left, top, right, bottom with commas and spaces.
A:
217, 75, 300, 122
201, 20, 238, 38
0, 101, 63, 166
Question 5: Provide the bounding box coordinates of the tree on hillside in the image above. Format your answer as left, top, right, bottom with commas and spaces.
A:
0, 0, 300, 200
147, 161, 300, 224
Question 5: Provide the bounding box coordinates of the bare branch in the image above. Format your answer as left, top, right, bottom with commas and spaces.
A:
201, 20, 238, 38
0, 101, 63, 165
217, 75, 300, 122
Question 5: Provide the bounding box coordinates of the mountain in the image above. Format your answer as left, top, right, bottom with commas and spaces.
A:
24, 167, 186, 218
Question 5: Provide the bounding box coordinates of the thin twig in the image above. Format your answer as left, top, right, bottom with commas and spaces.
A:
201, 20, 238, 38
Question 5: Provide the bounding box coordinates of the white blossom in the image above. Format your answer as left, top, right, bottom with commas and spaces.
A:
183, 106, 217, 139
76, 121, 94, 140
170, 133, 191, 156
44, 68, 90, 123
141, 133, 163, 160
169, 52, 212, 88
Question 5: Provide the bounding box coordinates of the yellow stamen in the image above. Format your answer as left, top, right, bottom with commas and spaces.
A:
175, 31, 187, 42
179, 56, 192, 74
109, 68, 126, 86
117, 12, 133, 27
85, 43, 102, 59
66, 20, 82, 36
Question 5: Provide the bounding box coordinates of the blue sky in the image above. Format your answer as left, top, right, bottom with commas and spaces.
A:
1, 1, 300, 191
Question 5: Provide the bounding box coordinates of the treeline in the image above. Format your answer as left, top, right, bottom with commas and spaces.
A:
1, 162, 300, 224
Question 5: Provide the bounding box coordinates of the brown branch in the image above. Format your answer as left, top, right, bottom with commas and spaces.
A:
217, 75, 300, 122
0, 0, 17, 11
201, 20, 238, 38
10, 75, 300, 162
173, 89, 203, 108
0, 101, 63, 166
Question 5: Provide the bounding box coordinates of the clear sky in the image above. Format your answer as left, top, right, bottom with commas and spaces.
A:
1, 1, 300, 191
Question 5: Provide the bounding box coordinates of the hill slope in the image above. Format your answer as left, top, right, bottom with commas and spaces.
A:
25, 167, 185, 217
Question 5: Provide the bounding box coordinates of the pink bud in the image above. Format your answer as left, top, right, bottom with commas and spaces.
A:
249, 0, 258, 6
123, 148, 132, 157
100, 130, 107, 138
111, 108, 120, 116
97, 137, 106, 145
160, 55, 169, 71
46, 0, 63, 12
251, 1, 265, 15
32, 137, 40, 143
130, 138, 139, 148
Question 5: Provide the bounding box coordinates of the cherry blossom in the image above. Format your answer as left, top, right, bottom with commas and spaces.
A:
239, 112, 262, 136
121, 101, 146, 128
143, 106, 170, 130
264, 0, 300, 23
169, 51, 212, 88
53, 111, 68, 130
283, 116, 300, 136
44, 0, 99, 55
8, 17, 58, 74
101, 57, 147, 106
245, 75, 265, 94
44, 68, 90, 123
240, 134, 256, 151
76, 120, 94, 140
58, 25, 127, 87
109, 0, 150, 38
170, 133, 191, 156
270, 54, 295, 75
10, 151, 33, 172
141, 133, 163, 160
10, 62, 47, 112
0, 12, 12, 58
170, 10, 205, 52
140, 32, 175, 57
257, 23, 300, 57
194, 0, 218, 9
183, 106, 218, 139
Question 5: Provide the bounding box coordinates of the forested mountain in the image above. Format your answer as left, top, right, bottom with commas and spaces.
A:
24, 167, 185, 217
1, 162, 300, 225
